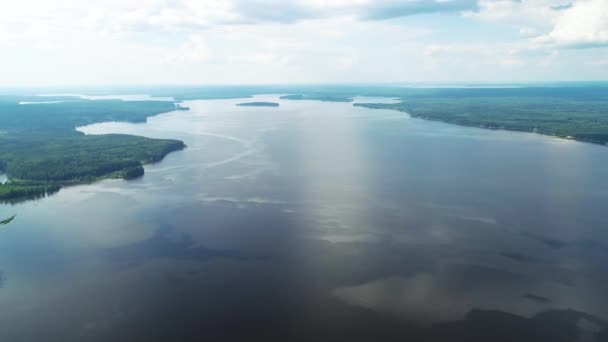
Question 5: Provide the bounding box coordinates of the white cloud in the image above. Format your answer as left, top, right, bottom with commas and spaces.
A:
423, 42, 530, 69
519, 27, 541, 38
467, 0, 608, 49
539, 49, 560, 66
587, 59, 608, 66
336, 54, 360, 69
165, 36, 212, 64
227, 53, 289, 66
0, 0, 607, 85
532, 0, 608, 48
465, 0, 561, 27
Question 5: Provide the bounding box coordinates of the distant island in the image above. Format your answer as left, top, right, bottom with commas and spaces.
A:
237, 102, 280, 107
280, 94, 353, 102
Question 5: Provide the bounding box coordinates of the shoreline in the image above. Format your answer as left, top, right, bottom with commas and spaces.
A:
354, 102, 608, 148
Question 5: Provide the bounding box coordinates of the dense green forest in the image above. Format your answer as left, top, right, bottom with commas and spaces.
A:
0, 183, 60, 203
0, 99, 177, 133
0, 133, 184, 182
355, 96, 608, 145
0, 97, 185, 201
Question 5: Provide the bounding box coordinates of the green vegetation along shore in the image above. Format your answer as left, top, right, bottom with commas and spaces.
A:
0, 97, 186, 201
0, 133, 184, 182
143, 84, 608, 145
47, 85, 607, 145
0, 215, 16, 225
355, 96, 608, 145
0, 99, 178, 132
3, 84, 608, 202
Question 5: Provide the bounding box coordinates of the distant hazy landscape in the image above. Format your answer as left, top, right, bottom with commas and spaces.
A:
3, 83, 608, 201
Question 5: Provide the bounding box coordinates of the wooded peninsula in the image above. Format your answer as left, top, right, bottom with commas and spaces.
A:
0, 97, 186, 201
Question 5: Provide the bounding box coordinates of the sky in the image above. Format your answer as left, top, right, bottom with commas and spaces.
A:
1, 0, 607, 85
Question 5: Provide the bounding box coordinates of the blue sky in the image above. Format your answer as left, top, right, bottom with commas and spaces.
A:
1, 0, 607, 85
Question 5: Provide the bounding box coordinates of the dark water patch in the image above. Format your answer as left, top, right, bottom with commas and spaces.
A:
523, 233, 569, 249
500, 252, 541, 263
523, 293, 552, 304
431, 308, 608, 342
578, 240, 608, 255
106, 225, 243, 264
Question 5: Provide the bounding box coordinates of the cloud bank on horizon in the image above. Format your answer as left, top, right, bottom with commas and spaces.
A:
1, 0, 607, 85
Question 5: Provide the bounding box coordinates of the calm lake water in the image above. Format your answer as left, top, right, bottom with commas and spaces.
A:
1, 95, 608, 341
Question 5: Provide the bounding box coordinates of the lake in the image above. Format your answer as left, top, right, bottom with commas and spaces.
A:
1, 95, 608, 341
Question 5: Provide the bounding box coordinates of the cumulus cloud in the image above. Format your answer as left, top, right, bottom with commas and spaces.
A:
165, 36, 212, 64
467, 0, 608, 49
587, 59, 608, 66
232, 0, 480, 23
551, 3, 573, 10
0, 0, 482, 39
1, 0, 607, 85
361, 0, 479, 20
465, 0, 561, 28
532, 0, 608, 48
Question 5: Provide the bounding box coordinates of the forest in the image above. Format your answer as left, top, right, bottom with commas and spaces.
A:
0, 98, 177, 133
0, 133, 184, 182
0, 97, 185, 200
354, 96, 608, 145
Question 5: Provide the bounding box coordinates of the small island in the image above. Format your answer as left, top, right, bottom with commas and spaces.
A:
280, 94, 353, 102
0, 215, 16, 225
175, 104, 190, 111
236, 102, 280, 107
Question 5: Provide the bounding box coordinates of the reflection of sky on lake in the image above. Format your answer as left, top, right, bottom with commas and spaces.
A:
1, 95, 608, 340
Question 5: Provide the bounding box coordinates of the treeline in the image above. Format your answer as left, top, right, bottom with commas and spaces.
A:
0, 134, 185, 182
0, 98, 187, 201
355, 96, 608, 145
122, 165, 145, 180
0, 99, 178, 133
7, 159, 141, 182
0, 183, 60, 202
